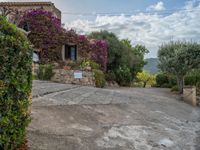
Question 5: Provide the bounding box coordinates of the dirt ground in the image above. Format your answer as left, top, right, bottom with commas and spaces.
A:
28, 80, 200, 150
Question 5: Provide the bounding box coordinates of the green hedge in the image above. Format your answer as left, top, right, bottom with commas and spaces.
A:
185, 75, 200, 86
156, 73, 176, 88
93, 69, 106, 88
38, 64, 54, 80
0, 17, 32, 149
115, 65, 132, 86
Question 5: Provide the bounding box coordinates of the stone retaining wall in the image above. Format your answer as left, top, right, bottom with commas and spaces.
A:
183, 86, 197, 106
51, 69, 95, 86
32, 63, 39, 76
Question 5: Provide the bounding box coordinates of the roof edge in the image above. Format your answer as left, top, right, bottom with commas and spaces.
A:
0, 2, 54, 6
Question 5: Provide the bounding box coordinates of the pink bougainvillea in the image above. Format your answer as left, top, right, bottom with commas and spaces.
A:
18, 9, 108, 70
91, 40, 108, 71
19, 9, 64, 63
77, 35, 108, 71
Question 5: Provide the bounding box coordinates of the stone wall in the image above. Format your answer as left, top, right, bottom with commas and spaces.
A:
32, 63, 39, 76
183, 86, 197, 106
51, 69, 95, 86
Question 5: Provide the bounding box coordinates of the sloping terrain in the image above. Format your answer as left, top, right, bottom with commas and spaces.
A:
28, 81, 200, 150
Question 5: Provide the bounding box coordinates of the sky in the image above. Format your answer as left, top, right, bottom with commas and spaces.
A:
1, 0, 200, 58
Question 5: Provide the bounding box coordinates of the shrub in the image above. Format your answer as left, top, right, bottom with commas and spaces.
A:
161, 83, 172, 88
156, 73, 176, 88
185, 75, 200, 86
38, 64, 54, 80
105, 71, 116, 81
93, 69, 106, 88
0, 17, 32, 149
171, 85, 179, 92
156, 73, 169, 87
169, 76, 177, 87
80, 59, 101, 70
136, 71, 156, 88
90, 60, 101, 70
115, 65, 132, 86
80, 60, 90, 69
32, 75, 38, 80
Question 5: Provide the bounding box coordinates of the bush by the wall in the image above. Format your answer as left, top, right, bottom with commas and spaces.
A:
80, 59, 100, 70
90, 60, 101, 70
185, 75, 200, 86
156, 73, 169, 87
93, 69, 106, 88
105, 71, 116, 82
0, 17, 32, 150
38, 64, 54, 80
156, 73, 176, 88
171, 85, 179, 92
115, 65, 133, 86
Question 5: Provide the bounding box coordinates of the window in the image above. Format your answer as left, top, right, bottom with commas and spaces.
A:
65, 45, 77, 61
23, 22, 30, 32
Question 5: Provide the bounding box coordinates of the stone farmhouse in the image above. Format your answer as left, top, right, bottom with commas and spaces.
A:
0, 1, 61, 19
0, 1, 79, 62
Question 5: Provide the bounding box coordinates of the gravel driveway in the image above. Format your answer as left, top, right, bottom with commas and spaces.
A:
28, 80, 200, 150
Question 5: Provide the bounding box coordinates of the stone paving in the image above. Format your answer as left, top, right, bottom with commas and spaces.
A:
28, 80, 200, 150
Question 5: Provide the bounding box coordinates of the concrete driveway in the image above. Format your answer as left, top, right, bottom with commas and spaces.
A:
28, 80, 200, 150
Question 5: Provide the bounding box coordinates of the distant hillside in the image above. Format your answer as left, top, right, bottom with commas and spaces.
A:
144, 58, 159, 74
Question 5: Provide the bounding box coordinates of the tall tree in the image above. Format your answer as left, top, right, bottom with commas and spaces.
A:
158, 41, 200, 93
121, 39, 149, 77
89, 31, 148, 78
89, 31, 123, 71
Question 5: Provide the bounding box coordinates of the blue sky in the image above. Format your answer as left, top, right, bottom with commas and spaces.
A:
55, 0, 200, 58
1, 0, 200, 58
53, 0, 187, 22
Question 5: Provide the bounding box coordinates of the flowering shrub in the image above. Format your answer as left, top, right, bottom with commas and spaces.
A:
91, 40, 108, 71
66, 34, 108, 71
63, 29, 79, 44
19, 9, 108, 70
19, 9, 64, 63
78, 34, 93, 58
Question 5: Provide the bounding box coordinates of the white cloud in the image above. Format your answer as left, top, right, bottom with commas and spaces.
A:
65, 1, 200, 58
146, 1, 165, 11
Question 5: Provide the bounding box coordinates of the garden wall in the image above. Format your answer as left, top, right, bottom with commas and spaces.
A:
32, 63, 39, 76
183, 86, 197, 106
51, 69, 95, 86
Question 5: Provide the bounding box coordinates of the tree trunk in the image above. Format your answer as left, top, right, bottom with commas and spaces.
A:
177, 76, 184, 94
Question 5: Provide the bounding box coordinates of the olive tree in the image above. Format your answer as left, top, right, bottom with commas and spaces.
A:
137, 71, 155, 88
158, 41, 200, 93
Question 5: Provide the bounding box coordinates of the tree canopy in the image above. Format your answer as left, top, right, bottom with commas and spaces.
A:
89, 31, 149, 85
137, 71, 155, 88
158, 41, 200, 93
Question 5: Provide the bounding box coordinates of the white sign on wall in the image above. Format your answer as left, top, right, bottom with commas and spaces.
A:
74, 71, 83, 79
